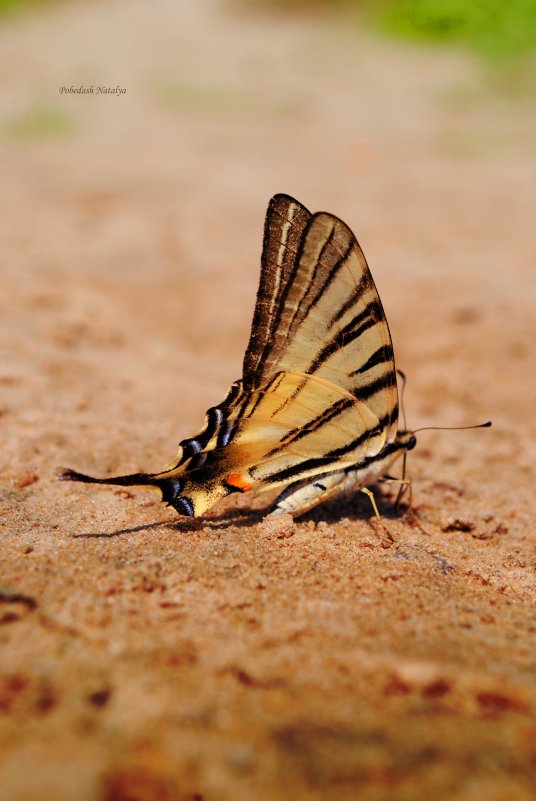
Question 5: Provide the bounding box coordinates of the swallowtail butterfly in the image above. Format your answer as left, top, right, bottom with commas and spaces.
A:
61, 194, 418, 519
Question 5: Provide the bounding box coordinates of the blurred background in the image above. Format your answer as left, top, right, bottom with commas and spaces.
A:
1, 0, 535, 477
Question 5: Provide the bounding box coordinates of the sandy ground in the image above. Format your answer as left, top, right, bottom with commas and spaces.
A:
1, 1, 535, 800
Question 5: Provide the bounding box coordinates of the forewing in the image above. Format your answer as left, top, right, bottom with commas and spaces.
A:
245, 207, 399, 446
242, 194, 311, 389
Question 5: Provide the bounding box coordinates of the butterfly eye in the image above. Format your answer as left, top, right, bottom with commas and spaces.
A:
407, 435, 417, 451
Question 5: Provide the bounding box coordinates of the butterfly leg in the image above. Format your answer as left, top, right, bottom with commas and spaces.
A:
395, 478, 412, 512
359, 487, 395, 545
271, 470, 348, 517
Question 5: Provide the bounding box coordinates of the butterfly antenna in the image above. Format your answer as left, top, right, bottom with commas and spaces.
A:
413, 421, 492, 434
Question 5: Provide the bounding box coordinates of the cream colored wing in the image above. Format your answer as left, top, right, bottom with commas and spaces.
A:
243, 200, 399, 446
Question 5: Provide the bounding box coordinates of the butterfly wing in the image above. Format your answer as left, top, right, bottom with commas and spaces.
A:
62, 195, 401, 519
243, 194, 312, 389
139, 199, 401, 513
172, 195, 398, 476
243, 200, 399, 445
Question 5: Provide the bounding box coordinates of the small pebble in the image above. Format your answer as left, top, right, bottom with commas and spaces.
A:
14, 472, 39, 489
441, 516, 475, 533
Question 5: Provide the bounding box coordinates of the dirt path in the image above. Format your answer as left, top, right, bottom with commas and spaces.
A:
1, 2, 535, 800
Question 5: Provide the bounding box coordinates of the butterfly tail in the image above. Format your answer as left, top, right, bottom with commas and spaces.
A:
58, 468, 183, 506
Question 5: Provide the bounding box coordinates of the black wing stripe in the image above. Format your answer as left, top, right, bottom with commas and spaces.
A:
308, 313, 378, 373
257, 231, 312, 365
355, 371, 397, 402
269, 219, 348, 345
244, 371, 287, 420
339, 299, 382, 338
324, 410, 395, 459
256, 456, 335, 484
351, 344, 393, 376
270, 397, 355, 452
221, 380, 243, 408
259, 409, 397, 485
178, 378, 246, 459
259, 438, 401, 486
284, 222, 337, 334
270, 375, 308, 418
179, 407, 222, 458
305, 237, 355, 322
344, 440, 401, 475
328, 270, 373, 328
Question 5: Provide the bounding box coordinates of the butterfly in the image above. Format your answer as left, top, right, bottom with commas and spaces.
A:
60, 194, 417, 520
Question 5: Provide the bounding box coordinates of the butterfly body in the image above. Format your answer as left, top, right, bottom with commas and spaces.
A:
61, 195, 414, 519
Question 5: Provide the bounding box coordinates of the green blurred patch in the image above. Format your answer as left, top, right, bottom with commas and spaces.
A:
378, 0, 536, 64
3, 103, 75, 140
241, 0, 342, 6
243, 0, 536, 66
0, 0, 58, 16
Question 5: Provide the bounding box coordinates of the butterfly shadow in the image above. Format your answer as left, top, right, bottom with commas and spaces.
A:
72, 519, 177, 539
70, 486, 414, 540
70, 503, 267, 540
301, 486, 409, 527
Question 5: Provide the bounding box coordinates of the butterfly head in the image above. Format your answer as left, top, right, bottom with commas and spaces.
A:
395, 430, 417, 452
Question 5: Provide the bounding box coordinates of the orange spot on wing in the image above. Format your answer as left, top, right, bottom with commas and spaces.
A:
226, 472, 253, 492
